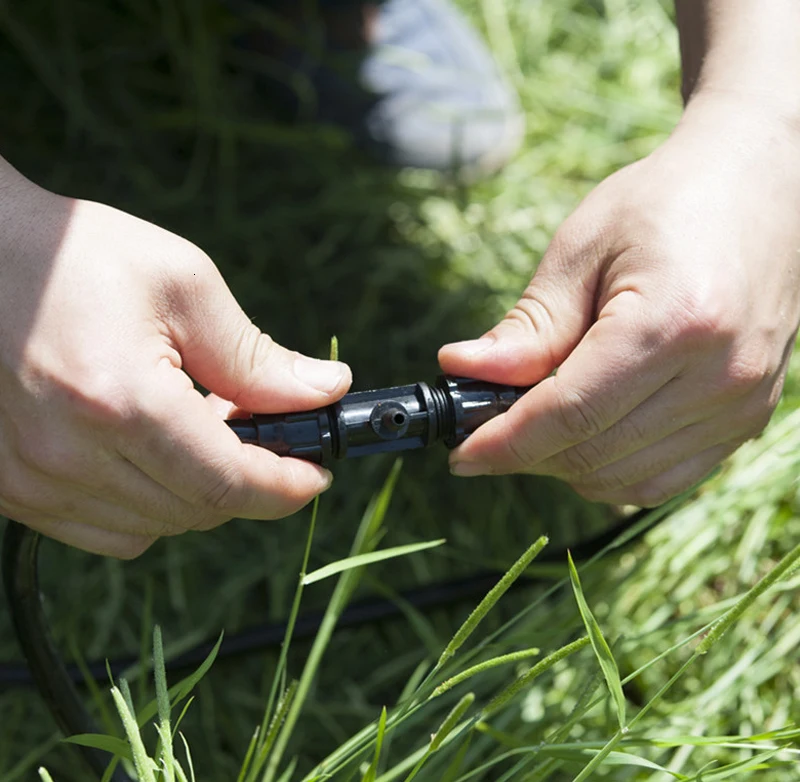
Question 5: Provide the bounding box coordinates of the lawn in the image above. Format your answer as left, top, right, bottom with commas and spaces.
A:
1, 1, 799, 780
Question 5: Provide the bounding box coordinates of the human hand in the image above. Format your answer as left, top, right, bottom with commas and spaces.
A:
0, 162, 351, 557
439, 94, 800, 507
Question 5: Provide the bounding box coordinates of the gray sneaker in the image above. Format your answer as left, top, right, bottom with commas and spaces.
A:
362, 0, 524, 175
241, 0, 524, 176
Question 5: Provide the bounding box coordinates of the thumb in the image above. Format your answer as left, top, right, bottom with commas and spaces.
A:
439, 225, 605, 387
168, 263, 351, 413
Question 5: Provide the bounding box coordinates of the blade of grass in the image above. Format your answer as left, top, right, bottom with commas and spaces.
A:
567, 551, 626, 729
449, 489, 695, 679
257, 496, 321, 756
530, 747, 688, 779
273, 756, 297, 782
172, 697, 195, 743
430, 647, 540, 699
568, 535, 800, 782
360, 706, 388, 782
310, 496, 693, 781
402, 694, 475, 782
436, 536, 548, 669
237, 729, 260, 782
262, 461, 402, 782
179, 732, 195, 782
697, 540, 800, 654
62, 735, 132, 761
110, 685, 158, 782
136, 631, 224, 727
153, 626, 175, 782
303, 540, 446, 585
67, 636, 119, 739
482, 636, 590, 718
685, 748, 783, 780
439, 732, 472, 782
245, 681, 298, 782
243, 331, 341, 772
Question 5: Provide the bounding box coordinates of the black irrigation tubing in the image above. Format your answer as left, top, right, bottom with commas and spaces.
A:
1, 507, 661, 781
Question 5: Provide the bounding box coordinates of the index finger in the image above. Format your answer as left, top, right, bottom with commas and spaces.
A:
450, 296, 684, 474
117, 362, 332, 528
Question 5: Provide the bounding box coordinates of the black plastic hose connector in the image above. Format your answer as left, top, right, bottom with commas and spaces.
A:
226, 375, 529, 465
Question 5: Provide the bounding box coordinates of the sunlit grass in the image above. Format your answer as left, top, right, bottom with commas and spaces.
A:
3, 0, 800, 780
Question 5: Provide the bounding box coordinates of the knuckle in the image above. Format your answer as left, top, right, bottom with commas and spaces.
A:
506, 290, 558, 337
570, 481, 609, 505
627, 480, 673, 509
551, 440, 602, 478
734, 397, 775, 440
0, 470, 32, 512
572, 470, 676, 508
0, 452, 45, 511
180, 507, 229, 533
150, 497, 212, 535
545, 218, 608, 270
153, 241, 224, 320
256, 459, 324, 519
24, 347, 136, 428
246, 330, 277, 374
161, 235, 213, 276
553, 380, 607, 443
658, 287, 737, 354
230, 328, 277, 406
196, 462, 247, 517
569, 468, 629, 502
589, 469, 630, 495
748, 407, 775, 438
142, 515, 185, 538
114, 536, 157, 560
708, 356, 779, 434
64, 370, 135, 427
497, 426, 538, 470
719, 355, 772, 397
14, 437, 76, 482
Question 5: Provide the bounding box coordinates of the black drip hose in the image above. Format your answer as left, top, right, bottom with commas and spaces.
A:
1, 508, 659, 780
1, 522, 130, 782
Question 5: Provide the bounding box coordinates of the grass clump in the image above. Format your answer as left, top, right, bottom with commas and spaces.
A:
3, 1, 800, 781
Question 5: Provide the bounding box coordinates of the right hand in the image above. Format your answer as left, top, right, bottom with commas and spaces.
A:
0, 162, 351, 558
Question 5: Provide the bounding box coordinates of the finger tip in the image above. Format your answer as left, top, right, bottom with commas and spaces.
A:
439, 337, 494, 365
292, 356, 352, 399
331, 362, 353, 398
287, 458, 334, 495
450, 461, 491, 477
318, 466, 334, 491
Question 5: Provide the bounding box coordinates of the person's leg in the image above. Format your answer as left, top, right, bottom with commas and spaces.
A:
240, 0, 524, 176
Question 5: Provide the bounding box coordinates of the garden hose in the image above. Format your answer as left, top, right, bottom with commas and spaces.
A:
2, 509, 661, 780
2, 521, 131, 782
1, 376, 668, 780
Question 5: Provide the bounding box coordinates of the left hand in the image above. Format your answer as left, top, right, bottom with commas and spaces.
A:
439, 93, 800, 507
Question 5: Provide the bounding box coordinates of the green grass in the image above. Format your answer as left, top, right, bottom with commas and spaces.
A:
2, 0, 800, 780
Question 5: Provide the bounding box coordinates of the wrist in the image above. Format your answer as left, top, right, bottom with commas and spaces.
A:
685, 87, 800, 138
0, 157, 67, 272
676, 2, 800, 126
0, 156, 35, 222
677, 89, 800, 150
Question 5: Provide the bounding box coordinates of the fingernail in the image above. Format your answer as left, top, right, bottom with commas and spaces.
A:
318, 468, 334, 490
450, 461, 490, 477
445, 337, 494, 356
293, 356, 348, 394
